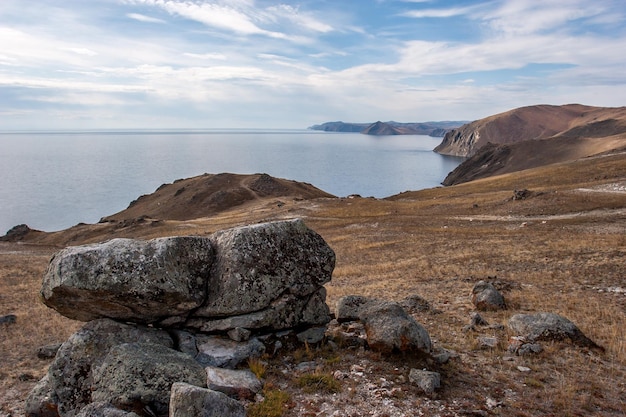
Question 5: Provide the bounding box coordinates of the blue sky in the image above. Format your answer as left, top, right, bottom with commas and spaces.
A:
1, 0, 625, 129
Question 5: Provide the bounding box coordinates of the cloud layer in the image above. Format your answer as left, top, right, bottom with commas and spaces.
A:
0, 0, 624, 129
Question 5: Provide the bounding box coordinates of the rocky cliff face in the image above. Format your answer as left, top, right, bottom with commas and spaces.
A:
434, 104, 626, 157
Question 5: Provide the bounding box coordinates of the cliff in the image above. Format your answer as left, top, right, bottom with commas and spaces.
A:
434, 104, 626, 157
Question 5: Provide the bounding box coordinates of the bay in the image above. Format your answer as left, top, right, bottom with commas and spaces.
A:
0, 130, 462, 233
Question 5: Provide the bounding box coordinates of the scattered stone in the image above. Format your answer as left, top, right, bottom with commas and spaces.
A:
37, 343, 62, 360
471, 281, 506, 311
170, 382, 245, 417
508, 337, 543, 355
408, 369, 441, 395
91, 342, 207, 417
0, 314, 17, 325
195, 336, 265, 369
517, 366, 532, 373
361, 301, 432, 354
508, 312, 603, 350
205, 367, 263, 400
477, 336, 498, 349
470, 312, 489, 327
41, 236, 214, 323
399, 294, 431, 314
512, 189, 532, 200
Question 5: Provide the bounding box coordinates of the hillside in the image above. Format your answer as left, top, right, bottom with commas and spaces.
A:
2, 152, 626, 416
434, 104, 626, 157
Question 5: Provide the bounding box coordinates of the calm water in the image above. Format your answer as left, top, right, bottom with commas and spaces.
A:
0, 130, 462, 233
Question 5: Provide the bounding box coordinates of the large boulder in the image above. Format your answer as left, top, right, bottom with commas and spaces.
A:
190, 219, 334, 329
205, 366, 263, 400
41, 237, 213, 323
91, 343, 207, 416
195, 336, 265, 369
508, 312, 603, 350
30, 319, 172, 417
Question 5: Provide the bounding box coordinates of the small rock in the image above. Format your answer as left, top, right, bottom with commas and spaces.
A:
37, 343, 62, 360
471, 281, 506, 311
170, 382, 245, 417
477, 336, 498, 349
205, 366, 263, 400
75, 402, 141, 417
517, 366, 531, 372
470, 312, 489, 327
195, 336, 265, 369
408, 369, 441, 395
0, 314, 17, 325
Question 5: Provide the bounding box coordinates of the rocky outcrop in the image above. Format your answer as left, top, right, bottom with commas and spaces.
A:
41, 219, 334, 332
28, 219, 336, 417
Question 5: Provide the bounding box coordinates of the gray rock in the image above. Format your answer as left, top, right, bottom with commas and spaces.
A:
409, 369, 441, 395
477, 336, 498, 349
297, 326, 327, 344
170, 382, 245, 417
41, 236, 213, 323
91, 343, 206, 417
24, 374, 58, 417
44, 319, 172, 417
471, 281, 506, 311
205, 366, 263, 400
227, 327, 252, 342
190, 288, 330, 333
335, 295, 371, 322
193, 219, 334, 317
195, 336, 265, 369
508, 312, 603, 350
37, 343, 62, 360
171, 329, 199, 358
0, 313, 17, 325
75, 402, 141, 417
399, 294, 431, 314
360, 301, 432, 354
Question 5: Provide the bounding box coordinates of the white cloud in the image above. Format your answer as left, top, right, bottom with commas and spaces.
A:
402, 6, 478, 18
126, 13, 166, 23
62, 47, 98, 56
183, 52, 227, 60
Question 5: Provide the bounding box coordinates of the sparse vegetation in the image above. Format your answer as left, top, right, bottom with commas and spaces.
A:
297, 372, 341, 394
247, 388, 291, 417
1, 152, 625, 416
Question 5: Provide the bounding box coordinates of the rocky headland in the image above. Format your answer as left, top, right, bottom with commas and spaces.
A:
309, 120, 465, 136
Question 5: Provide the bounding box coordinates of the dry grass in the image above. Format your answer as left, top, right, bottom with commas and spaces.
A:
1, 154, 625, 416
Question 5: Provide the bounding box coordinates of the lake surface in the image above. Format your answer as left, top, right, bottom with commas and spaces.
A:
0, 130, 462, 233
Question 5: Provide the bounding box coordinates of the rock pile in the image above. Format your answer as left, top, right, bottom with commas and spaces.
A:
27, 219, 335, 417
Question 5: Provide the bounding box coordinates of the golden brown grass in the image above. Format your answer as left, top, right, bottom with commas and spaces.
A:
1, 154, 625, 416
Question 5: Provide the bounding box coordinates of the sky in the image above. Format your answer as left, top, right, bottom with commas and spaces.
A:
1, 0, 625, 129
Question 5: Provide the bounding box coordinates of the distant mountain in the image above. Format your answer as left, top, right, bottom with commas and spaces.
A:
436, 104, 626, 185
434, 104, 626, 157
309, 120, 466, 137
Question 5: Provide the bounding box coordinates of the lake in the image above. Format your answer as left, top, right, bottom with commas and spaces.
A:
0, 130, 462, 233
